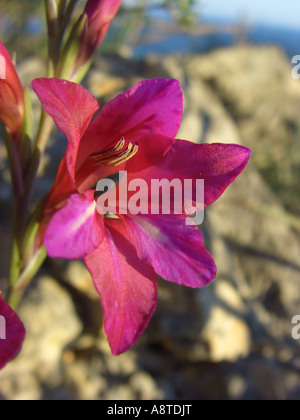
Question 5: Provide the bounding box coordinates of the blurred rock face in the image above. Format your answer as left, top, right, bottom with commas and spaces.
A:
184, 46, 300, 215
1, 45, 300, 400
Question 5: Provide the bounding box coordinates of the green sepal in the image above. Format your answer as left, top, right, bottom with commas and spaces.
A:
56, 13, 88, 79
22, 197, 47, 266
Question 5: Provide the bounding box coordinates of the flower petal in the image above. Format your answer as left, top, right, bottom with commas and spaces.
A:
85, 219, 157, 355
32, 78, 99, 178
44, 191, 104, 259
0, 42, 24, 105
122, 215, 216, 287
77, 78, 183, 167
0, 42, 24, 138
0, 297, 25, 370
44, 157, 77, 212
78, 0, 122, 62
85, 0, 122, 29
164, 141, 252, 207
125, 141, 251, 210
77, 133, 174, 192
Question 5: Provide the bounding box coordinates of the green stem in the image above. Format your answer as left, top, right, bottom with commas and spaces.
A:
3, 127, 24, 198
22, 197, 47, 265
8, 220, 22, 287
5, 110, 53, 306
6, 199, 26, 303
45, 0, 59, 76
5, 0, 80, 309
55, 0, 80, 73
4, 0, 79, 308
56, 11, 87, 79
58, 0, 67, 17
3, 128, 24, 294
7, 246, 47, 310
59, 0, 79, 33
24, 109, 53, 206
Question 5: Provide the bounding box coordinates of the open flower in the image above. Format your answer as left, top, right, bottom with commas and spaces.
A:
0, 42, 24, 141
32, 77, 251, 355
0, 293, 26, 370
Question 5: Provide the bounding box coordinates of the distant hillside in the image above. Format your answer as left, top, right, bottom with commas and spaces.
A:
132, 19, 300, 59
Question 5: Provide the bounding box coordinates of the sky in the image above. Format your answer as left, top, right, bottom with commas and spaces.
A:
199, 0, 300, 29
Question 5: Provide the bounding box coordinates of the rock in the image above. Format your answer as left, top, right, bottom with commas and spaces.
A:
202, 306, 251, 362
129, 372, 164, 400
184, 45, 300, 213
0, 276, 82, 400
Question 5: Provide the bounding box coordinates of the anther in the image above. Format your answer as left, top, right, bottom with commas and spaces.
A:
90, 137, 138, 167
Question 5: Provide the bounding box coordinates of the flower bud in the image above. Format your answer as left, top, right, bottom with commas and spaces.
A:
0, 42, 24, 141
76, 0, 122, 68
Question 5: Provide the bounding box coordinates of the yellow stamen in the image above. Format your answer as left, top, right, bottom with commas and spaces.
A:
90, 137, 138, 167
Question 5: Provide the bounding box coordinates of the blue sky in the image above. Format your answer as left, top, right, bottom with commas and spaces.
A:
199, 0, 300, 29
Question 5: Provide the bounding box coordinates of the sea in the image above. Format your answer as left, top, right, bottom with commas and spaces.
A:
131, 15, 300, 60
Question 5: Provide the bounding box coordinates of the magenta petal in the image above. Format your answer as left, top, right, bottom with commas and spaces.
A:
0, 298, 25, 370
44, 191, 104, 259
122, 215, 217, 287
164, 141, 251, 207
0, 42, 24, 104
32, 78, 99, 177
74, 0, 121, 69
131, 141, 251, 209
45, 157, 77, 210
85, 0, 122, 25
84, 0, 122, 49
85, 220, 157, 355
0, 42, 24, 138
77, 78, 183, 165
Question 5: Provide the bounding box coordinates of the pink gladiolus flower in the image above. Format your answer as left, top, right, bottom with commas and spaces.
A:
75, 0, 122, 70
32, 77, 251, 355
0, 42, 24, 141
0, 293, 26, 370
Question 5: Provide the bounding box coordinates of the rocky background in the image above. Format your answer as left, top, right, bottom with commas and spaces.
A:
0, 44, 300, 400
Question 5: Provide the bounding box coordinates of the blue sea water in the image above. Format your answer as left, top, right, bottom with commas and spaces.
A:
132, 18, 300, 59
